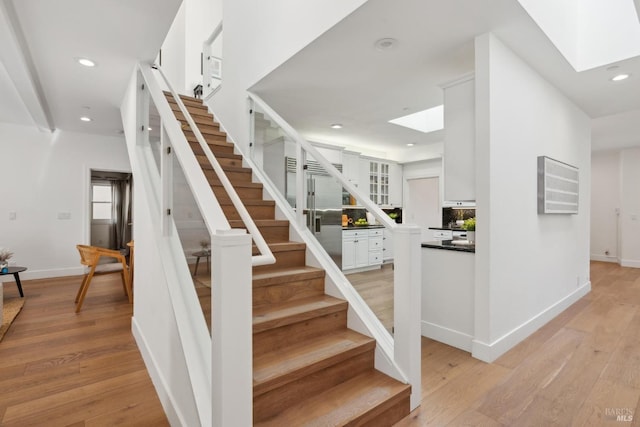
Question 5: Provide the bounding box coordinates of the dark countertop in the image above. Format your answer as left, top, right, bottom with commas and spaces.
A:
428, 226, 465, 231
422, 240, 475, 253
342, 225, 385, 230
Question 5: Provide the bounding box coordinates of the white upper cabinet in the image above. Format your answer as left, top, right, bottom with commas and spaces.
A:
442, 74, 475, 201
342, 151, 360, 187
359, 158, 402, 207
389, 162, 403, 207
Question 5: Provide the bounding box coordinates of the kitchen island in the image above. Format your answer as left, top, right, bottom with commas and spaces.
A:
421, 241, 475, 352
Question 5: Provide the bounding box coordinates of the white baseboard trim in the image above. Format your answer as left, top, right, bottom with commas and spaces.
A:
471, 281, 591, 363
0, 266, 84, 282
620, 259, 640, 268
421, 321, 473, 352
132, 317, 186, 427
590, 255, 618, 263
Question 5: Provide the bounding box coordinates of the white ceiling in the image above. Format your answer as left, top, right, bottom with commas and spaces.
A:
0, 0, 181, 135
251, 0, 640, 157
0, 0, 638, 158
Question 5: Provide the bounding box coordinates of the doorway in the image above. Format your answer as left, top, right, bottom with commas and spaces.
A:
89, 170, 133, 251
405, 177, 440, 241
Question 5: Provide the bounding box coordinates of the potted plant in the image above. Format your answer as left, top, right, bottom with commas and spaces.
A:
0, 248, 13, 273
462, 218, 476, 243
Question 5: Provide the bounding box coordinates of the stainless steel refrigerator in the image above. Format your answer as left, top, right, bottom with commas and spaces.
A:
286, 157, 343, 268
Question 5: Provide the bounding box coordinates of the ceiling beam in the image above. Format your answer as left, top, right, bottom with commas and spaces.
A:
0, 0, 54, 131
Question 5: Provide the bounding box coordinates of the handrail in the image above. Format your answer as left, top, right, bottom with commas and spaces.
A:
205, 21, 223, 45
248, 92, 397, 231
134, 64, 214, 426
156, 67, 275, 267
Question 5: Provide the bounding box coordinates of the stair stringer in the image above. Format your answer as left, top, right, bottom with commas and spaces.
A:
209, 116, 409, 385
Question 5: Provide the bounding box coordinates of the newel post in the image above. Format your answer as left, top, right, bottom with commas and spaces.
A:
211, 229, 252, 427
393, 225, 422, 410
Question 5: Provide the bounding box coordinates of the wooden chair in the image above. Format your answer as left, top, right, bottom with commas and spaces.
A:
75, 244, 133, 313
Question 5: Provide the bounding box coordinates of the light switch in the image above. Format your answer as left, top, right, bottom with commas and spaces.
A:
9, 212, 16, 220
58, 212, 71, 220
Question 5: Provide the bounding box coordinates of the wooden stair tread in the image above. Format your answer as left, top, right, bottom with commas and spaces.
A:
253, 295, 346, 333
255, 370, 410, 427
183, 125, 227, 138
253, 329, 375, 395
199, 163, 252, 174
212, 181, 262, 189
186, 134, 230, 144
229, 219, 286, 228
193, 150, 242, 160
220, 199, 274, 207
262, 241, 306, 252
167, 102, 212, 119
252, 266, 324, 287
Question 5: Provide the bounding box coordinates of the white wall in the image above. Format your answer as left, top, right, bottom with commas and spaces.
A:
120, 72, 200, 426
590, 150, 620, 262
161, 0, 218, 94
473, 33, 591, 362
161, 4, 186, 93
620, 148, 640, 267
210, 0, 366, 153
0, 123, 130, 280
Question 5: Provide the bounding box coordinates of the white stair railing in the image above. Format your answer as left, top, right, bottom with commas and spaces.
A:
203, 21, 223, 99
246, 92, 422, 410
129, 63, 256, 426
156, 66, 275, 267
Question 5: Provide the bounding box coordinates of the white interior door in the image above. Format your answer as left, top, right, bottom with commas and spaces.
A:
405, 177, 440, 241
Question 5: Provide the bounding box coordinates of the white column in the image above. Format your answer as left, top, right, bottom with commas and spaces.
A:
211, 229, 252, 427
393, 225, 422, 410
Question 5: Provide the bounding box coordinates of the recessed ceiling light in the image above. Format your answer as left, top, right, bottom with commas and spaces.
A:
611, 73, 630, 81
406, 143, 415, 147
77, 57, 96, 67
80, 116, 92, 122
330, 123, 343, 129
374, 38, 397, 51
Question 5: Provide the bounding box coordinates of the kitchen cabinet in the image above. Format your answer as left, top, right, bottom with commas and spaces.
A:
442, 73, 475, 201
342, 151, 360, 188
360, 158, 402, 207
383, 229, 393, 262
342, 230, 369, 270
342, 229, 385, 271
368, 229, 383, 265
388, 162, 403, 206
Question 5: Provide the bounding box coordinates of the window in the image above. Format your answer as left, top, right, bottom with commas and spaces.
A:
92, 184, 113, 220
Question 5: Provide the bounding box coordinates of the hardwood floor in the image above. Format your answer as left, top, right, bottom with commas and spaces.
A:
0, 274, 168, 426
1, 261, 638, 426
348, 264, 395, 332
397, 261, 640, 426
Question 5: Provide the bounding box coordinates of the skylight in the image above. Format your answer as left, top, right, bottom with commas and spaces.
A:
517, 0, 640, 71
388, 105, 443, 134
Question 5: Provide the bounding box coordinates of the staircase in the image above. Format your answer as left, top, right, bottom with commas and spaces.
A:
166, 93, 411, 426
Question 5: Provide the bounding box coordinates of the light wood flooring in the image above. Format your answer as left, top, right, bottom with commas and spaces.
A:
1, 261, 639, 426
348, 264, 395, 332
397, 261, 640, 426
0, 274, 168, 426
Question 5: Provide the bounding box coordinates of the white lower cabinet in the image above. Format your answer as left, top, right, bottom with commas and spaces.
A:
342, 230, 369, 270
383, 229, 393, 261
368, 229, 383, 266
342, 229, 384, 271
